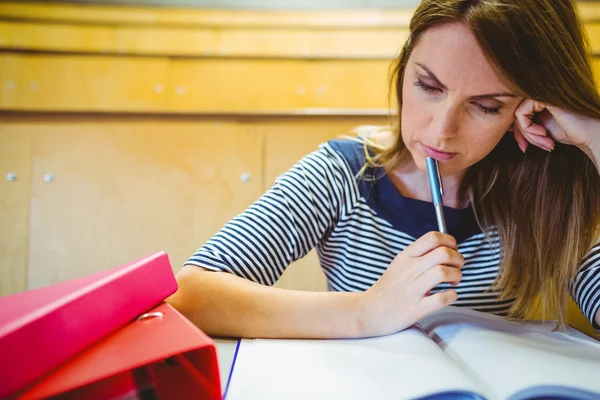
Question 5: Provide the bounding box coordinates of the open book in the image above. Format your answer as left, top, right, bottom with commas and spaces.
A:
224, 306, 600, 400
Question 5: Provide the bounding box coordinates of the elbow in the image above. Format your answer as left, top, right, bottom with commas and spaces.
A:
166, 265, 235, 337
165, 265, 204, 321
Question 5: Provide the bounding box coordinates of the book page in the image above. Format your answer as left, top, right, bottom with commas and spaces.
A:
418, 306, 600, 400
225, 326, 487, 400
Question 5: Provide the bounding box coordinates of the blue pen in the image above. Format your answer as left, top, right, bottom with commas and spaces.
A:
426, 157, 447, 234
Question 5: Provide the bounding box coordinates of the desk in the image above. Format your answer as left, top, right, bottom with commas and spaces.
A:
213, 338, 239, 393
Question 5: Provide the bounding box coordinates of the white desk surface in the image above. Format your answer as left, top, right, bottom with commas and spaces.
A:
213, 338, 239, 393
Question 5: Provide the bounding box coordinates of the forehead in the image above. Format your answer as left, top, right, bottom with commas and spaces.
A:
410, 22, 508, 91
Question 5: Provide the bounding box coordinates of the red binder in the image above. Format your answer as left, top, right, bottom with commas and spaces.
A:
0, 252, 178, 399
16, 302, 221, 400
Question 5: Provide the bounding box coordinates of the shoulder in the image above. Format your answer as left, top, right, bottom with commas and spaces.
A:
323, 125, 394, 175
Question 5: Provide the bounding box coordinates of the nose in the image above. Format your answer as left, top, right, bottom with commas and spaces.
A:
432, 103, 459, 139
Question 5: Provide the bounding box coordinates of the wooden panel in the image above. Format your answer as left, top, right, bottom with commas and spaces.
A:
0, 21, 406, 59
166, 59, 312, 111
8, 51, 600, 114
167, 58, 394, 111
0, 21, 215, 57
577, 2, 600, 22
585, 22, 600, 54
9, 18, 600, 59
0, 126, 31, 296
214, 28, 404, 59
0, 2, 414, 28
306, 60, 393, 108
304, 29, 406, 59
260, 118, 388, 291
0, 53, 169, 111
25, 120, 262, 289
0, 21, 117, 54
2, 2, 600, 59
3, 1, 600, 30
0, 55, 394, 112
0, 53, 21, 109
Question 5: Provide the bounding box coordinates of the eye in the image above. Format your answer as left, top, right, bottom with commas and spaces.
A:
474, 103, 501, 116
413, 79, 441, 93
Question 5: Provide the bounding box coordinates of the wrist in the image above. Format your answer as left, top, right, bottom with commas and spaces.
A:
354, 291, 374, 338
581, 140, 600, 173
354, 291, 367, 337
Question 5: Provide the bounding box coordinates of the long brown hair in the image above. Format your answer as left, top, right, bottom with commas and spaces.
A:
362, 0, 600, 325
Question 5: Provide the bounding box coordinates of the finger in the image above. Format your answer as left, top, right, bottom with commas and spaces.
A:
513, 106, 555, 151
418, 246, 465, 272
515, 100, 547, 136
414, 265, 463, 294
515, 99, 547, 133
404, 231, 458, 258
416, 289, 458, 318
519, 127, 555, 151
513, 123, 529, 153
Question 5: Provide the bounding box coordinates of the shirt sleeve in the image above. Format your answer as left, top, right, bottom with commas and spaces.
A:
569, 242, 600, 331
183, 143, 358, 286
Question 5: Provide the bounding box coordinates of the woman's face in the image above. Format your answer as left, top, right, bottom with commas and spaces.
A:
401, 22, 523, 176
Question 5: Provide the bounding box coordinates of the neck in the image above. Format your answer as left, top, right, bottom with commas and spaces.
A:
388, 157, 469, 209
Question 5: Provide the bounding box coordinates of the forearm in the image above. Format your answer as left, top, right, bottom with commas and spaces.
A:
166, 266, 363, 339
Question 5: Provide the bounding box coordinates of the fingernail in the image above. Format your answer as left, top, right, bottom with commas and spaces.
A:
519, 142, 527, 153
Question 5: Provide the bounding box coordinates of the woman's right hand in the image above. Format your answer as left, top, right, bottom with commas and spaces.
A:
356, 231, 464, 337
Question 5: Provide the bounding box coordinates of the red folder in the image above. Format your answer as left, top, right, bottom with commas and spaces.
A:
16, 302, 221, 400
0, 251, 178, 399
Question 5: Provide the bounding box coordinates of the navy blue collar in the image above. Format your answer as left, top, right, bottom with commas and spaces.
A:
328, 138, 481, 243
366, 169, 481, 243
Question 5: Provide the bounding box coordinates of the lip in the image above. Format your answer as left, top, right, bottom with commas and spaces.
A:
421, 143, 457, 161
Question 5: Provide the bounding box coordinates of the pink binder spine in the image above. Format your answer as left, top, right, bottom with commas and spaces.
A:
0, 251, 178, 399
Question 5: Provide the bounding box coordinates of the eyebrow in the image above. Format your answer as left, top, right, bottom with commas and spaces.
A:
415, 62, 517, 99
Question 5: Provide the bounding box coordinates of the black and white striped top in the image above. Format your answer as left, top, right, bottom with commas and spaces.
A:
184, 138, 600, 330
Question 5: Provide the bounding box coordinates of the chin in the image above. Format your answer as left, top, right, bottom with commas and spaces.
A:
405, 143, 430, 170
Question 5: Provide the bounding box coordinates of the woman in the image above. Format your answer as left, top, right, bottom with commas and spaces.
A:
167, 0, 600, 338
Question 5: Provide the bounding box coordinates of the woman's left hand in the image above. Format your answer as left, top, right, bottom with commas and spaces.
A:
512, 99, 600, 154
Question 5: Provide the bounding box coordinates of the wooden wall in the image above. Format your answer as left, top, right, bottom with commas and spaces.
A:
1, 1, 598, 336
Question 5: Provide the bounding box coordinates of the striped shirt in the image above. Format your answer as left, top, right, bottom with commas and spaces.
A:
184, 137, 600, 330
